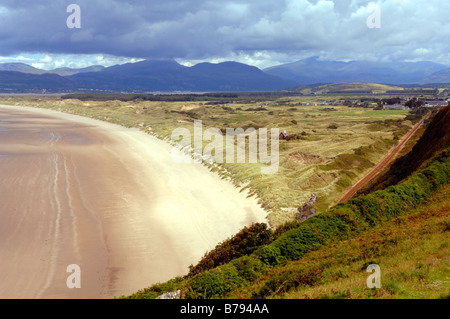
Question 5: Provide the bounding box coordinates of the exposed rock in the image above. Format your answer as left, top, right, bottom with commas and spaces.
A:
296, 193, 318, 221
155, 290, 181, 299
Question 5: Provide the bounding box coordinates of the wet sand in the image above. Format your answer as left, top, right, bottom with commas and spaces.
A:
0, 104, 268, 299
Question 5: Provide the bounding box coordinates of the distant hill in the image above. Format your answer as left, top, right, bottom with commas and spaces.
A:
1, 58, 449, 93
0, 60, 295, 93
420, 68, 450, 84
0, 62, 105, 76
0, 71, 73, 92
68, 60, 297, 92
0, 63, 44, 75
264, 57, 449, 85
295, 82, 404, 95
49, 65, 105, 76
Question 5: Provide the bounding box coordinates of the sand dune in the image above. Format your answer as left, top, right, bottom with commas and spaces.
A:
0, 104, 267, 299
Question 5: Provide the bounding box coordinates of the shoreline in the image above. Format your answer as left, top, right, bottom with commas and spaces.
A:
0, 104, 269, 298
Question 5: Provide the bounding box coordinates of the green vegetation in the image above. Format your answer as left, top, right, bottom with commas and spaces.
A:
295, 83, 405, 95
60, 92, 300, 103
358, 105, 449, 195
0, 94, 446, 300
187, 223, 272, 277
276, 184, 450, 299
126, 148, 450, 299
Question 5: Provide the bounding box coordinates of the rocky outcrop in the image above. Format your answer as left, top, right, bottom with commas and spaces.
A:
155, 290, 181, 299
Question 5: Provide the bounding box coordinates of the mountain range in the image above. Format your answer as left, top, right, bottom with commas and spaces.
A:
0, 60, 296, 93
0, 57, 449, 93
0, 63, 105, 76
67, 60, 296, 92
264, 56, 449, 86
420, 68, 450, 84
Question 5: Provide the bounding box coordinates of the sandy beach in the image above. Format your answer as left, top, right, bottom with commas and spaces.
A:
0, 104, 268, 299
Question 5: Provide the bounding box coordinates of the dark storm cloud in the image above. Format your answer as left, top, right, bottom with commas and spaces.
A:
0, 0, 449, 64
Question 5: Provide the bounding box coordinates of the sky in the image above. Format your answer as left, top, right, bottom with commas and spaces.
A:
0, 0, 448, 70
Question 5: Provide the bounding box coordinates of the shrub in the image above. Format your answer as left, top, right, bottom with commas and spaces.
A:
271, 220, 302, 239
272, 226, 325, 261
187, 223, 273, 276
372, 190, 404, 219
330, 204, 370, 232
255, 245, 283, 266
347, 195, 383, 226
307, 214, 352, 240
231, 256, 267, 282
186, 264, 242, 299
186, 256, 266, 299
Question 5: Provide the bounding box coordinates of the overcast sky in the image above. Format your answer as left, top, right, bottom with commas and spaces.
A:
0, 0, 448, 69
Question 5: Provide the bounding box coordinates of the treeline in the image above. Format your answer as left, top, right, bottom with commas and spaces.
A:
60, 91, 298, 103
386, 89, 439, 95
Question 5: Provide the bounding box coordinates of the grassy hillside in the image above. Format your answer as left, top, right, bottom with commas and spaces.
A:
275, 183, 449, 299
126, 106, 450, 299
238, 183, 449, 299
358, 105, 450, 195
126, 146, 450, 299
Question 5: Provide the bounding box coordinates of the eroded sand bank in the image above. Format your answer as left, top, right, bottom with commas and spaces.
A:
0, 104, 268, 299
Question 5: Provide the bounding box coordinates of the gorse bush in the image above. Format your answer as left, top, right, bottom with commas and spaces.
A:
187, 223, 273, 277
273, 227, 324, 261
269, 215, 352, 262
254, 245, 283, 266
231, 256, 267, 282
187, 264, 243, 299
186, 255, 266, 299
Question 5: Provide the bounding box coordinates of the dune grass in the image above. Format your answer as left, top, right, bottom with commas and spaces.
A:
0, 95, 412, 226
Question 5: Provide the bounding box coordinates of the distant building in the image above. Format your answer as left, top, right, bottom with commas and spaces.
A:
384, 105, 409, 110
424, 100, 448, 107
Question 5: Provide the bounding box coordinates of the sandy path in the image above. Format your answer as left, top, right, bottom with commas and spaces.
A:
337, 112, 431, 203
0, 104, 268, 299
